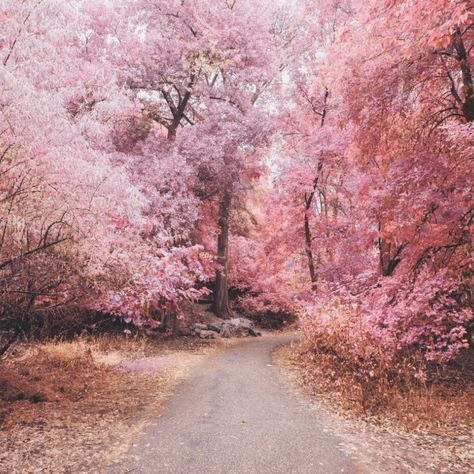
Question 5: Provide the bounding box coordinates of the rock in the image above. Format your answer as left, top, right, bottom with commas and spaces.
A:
207, 322, 223, 332
230, 317, 254, 329
220, 323, 233, 338
194, 323, 208, 331
191, 317, 261, 339
199, 330, 218, 339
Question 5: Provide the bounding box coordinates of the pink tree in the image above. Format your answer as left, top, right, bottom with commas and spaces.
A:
0, 0, 209, 334
96, 0, 282, 317
246, 0, 473, 366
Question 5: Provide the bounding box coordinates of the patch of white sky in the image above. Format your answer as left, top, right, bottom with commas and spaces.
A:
265, 0, 312, 176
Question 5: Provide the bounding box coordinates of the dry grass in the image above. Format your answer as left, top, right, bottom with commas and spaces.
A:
284, 339, 474, 431
275, 341, 474, 473
0, 335, 223, 473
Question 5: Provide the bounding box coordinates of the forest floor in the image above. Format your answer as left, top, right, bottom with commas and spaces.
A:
0, 331, 472, 473
0, 334, 240, 473
276, 343, 474, 474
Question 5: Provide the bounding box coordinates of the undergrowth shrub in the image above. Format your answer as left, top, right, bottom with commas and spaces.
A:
236, 293, 298, 328
300, 289, 474, 412
0, 308, 134, 350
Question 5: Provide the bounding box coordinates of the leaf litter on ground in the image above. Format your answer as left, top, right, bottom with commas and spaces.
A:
0, 335, 231, 473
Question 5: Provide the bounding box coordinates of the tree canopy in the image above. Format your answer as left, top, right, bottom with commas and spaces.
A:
1, 0, 472, 368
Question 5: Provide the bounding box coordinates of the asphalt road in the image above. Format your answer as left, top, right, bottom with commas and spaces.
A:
115, 334, 364, 474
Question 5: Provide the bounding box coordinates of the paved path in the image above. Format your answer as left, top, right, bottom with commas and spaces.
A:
115, 334, 364, 474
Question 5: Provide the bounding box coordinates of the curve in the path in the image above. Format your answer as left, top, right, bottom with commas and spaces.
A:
113, 334, 365, 474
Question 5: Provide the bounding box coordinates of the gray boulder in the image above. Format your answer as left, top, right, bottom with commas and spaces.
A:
198, 330, 219, 339
218, 318, 262, 338
194, 323, 208, 331
219, 322, 233, 338
207, 322, 223, 332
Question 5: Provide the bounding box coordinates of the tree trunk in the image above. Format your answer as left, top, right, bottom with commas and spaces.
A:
453, 27, 474, 122
160, 119, 179, 332
379, 236, 393, 276
167, 125, 177, 142
213, 190, 232, 318
301, 87, 328, 290
378, 222, 404, 277
304, 210, 317, 290
303, 162, 323, 292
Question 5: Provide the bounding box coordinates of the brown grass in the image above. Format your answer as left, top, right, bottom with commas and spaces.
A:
275, 341, 474, 473
282, 339, 474, 432
0, 335, 221, 473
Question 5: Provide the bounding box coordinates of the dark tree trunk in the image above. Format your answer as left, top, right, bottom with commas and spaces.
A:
161, 124, 178, 334
304, 210, 318, 290
167, 126, 177, 142
378, 222, 404, 277
452, 27, 474, 122
143, 75, 198, 334
303, 161, 323, 291
379, 237, 394, 276
213, 190, 232, 318
160, 96, 187, 332
301, 89, 328, 291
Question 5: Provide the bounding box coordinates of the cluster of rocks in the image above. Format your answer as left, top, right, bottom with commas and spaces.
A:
191, 318, 262, 339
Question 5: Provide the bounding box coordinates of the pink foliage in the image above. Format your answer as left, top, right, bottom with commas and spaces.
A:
243, 0, 474, 366
0, 0, 277, 328
0, 0, 472, 365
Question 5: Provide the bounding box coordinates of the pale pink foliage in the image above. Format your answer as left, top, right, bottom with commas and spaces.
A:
1, 0, 472, 364
244, 0, 473, 367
